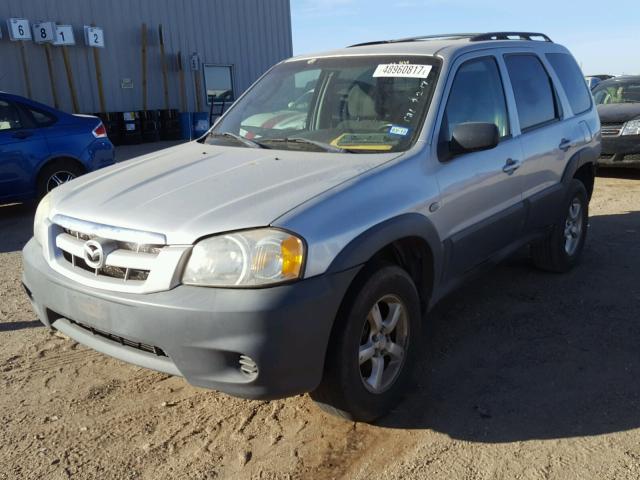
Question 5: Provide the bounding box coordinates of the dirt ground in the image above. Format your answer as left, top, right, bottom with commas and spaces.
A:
1, 170, 639, 480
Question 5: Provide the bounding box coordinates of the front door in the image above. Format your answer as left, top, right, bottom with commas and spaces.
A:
430, 54, 525, 279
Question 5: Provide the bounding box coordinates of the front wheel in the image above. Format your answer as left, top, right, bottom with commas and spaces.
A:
531, 179, 589, 272
37, 160, 84, 198
311, 264, 421, 422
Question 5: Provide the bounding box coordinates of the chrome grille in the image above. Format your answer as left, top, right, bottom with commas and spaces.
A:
57, 228, 162, 283
46, 214, 191, 294
601, 123, 623, 137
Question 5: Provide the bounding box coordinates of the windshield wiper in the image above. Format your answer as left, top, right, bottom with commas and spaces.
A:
207, 131, 266, 149
260, 137, 348, 153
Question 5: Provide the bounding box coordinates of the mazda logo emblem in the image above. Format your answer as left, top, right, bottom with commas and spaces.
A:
83, 240, 105, 269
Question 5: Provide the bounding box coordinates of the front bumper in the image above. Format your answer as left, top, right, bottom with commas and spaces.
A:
22, 238, 358, 399
599, 135, 640, 167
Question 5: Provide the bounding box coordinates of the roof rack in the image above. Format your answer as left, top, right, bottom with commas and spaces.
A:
348, 33, 478, 48
470, 32, 552, 42
348, 31, 552, 48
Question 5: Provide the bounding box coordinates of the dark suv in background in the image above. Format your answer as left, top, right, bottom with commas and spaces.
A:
593, 76, 640, 168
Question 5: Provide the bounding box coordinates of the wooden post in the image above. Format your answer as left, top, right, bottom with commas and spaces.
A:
177, 51, 187, 112
43, 44, 60, 109
18, 42, 32, 98
158, 25, 170, 110
141, 23, 148, 111
92, 46, 106, 112
61, 46, 79, 113
193, 69, 202, 112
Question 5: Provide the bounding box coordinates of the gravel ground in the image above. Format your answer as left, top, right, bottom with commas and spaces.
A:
1, 169, 639, 479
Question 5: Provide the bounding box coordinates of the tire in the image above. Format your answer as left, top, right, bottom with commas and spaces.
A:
531, 178, 589, 272
311, 263, 421, 422
36, 159, 85, 198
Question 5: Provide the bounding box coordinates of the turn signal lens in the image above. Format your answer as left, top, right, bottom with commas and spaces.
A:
281, 236, 304, 277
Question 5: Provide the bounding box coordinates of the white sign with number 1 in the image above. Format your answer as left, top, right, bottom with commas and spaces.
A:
54, 25, 75, 46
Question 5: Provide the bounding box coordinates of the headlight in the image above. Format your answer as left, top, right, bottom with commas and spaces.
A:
621, 119, 640, 136
33, 193, 52, 248
182, 229, 305, 287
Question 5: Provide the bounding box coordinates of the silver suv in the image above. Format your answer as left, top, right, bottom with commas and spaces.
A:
23, 32, 601, 422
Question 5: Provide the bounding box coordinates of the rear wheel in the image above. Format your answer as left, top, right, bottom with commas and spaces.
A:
531, 179, 589, 272
311, 264, 421, 422
37, 160, 84, 198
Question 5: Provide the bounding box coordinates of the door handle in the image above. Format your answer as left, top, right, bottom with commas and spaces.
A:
502, 158, 521, 174
559, 138, 573, 152
12, 131, 33, 140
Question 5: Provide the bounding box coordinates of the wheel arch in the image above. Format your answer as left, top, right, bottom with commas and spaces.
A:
327, 213, 443, 314
561, 147, 596, 200
34, 156, 86, 188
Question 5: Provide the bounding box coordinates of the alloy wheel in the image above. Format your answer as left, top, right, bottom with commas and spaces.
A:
46, 170, 76, 193
564, 197, 584, 255
358, 294, 409, 394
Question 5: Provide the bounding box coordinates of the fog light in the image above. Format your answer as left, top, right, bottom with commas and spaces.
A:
239, 355, 258, 378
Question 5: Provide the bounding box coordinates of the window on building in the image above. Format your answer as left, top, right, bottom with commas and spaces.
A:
546, 53, 592, 115
0, 101, 22, 131
505, 54, 559, 131
204, 65, 235, 104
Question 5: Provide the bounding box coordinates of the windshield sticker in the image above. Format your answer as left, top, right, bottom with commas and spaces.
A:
373, 64, 432, 79
388, 125, 410, 137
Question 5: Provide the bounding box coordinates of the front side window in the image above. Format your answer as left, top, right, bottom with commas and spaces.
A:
0, 100, 22, 131
207, 56, 441, 153
440, 56, 509, 154
593, 80, 640, 105
546, 53, 592, 115
505, 54, 559, 131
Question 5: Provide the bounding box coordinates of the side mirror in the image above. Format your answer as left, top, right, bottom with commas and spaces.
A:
450, 122, 499, 155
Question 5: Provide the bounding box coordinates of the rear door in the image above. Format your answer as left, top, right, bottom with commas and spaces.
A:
503, 52, 591, 233
0, 99, 49, 201
431, 53, 525, 279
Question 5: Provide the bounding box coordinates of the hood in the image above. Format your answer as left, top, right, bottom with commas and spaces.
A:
597, 103, 640, 124
49, 141, 398, 244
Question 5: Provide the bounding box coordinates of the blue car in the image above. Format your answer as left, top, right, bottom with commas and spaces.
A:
0, 92, 115, 203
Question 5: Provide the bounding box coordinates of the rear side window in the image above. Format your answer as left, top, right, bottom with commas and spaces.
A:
22, 105, 57, 127
0, 100, 23, 131
505, 54, 559, 131
441, 56, 510, 146
546, 53, 592, 115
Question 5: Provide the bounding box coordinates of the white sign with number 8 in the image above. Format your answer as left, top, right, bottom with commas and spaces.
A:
32, 22, 56, 44
7, 18, 32, 41
84, 26, 105, 48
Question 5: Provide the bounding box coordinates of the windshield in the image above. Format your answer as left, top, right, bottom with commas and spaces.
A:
206, 55, 441, 153
593, 80, 640, 105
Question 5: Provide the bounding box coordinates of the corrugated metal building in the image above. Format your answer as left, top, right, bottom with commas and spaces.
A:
0, 0, 292, 114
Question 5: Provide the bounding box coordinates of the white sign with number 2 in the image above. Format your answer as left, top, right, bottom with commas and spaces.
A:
84, 26, 105, 48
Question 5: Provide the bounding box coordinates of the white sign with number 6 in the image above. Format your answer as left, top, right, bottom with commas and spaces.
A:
84, 26, 105, 48
54, 25, 75, 46
32, 22, 56, 44
7, 18, 32, 41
